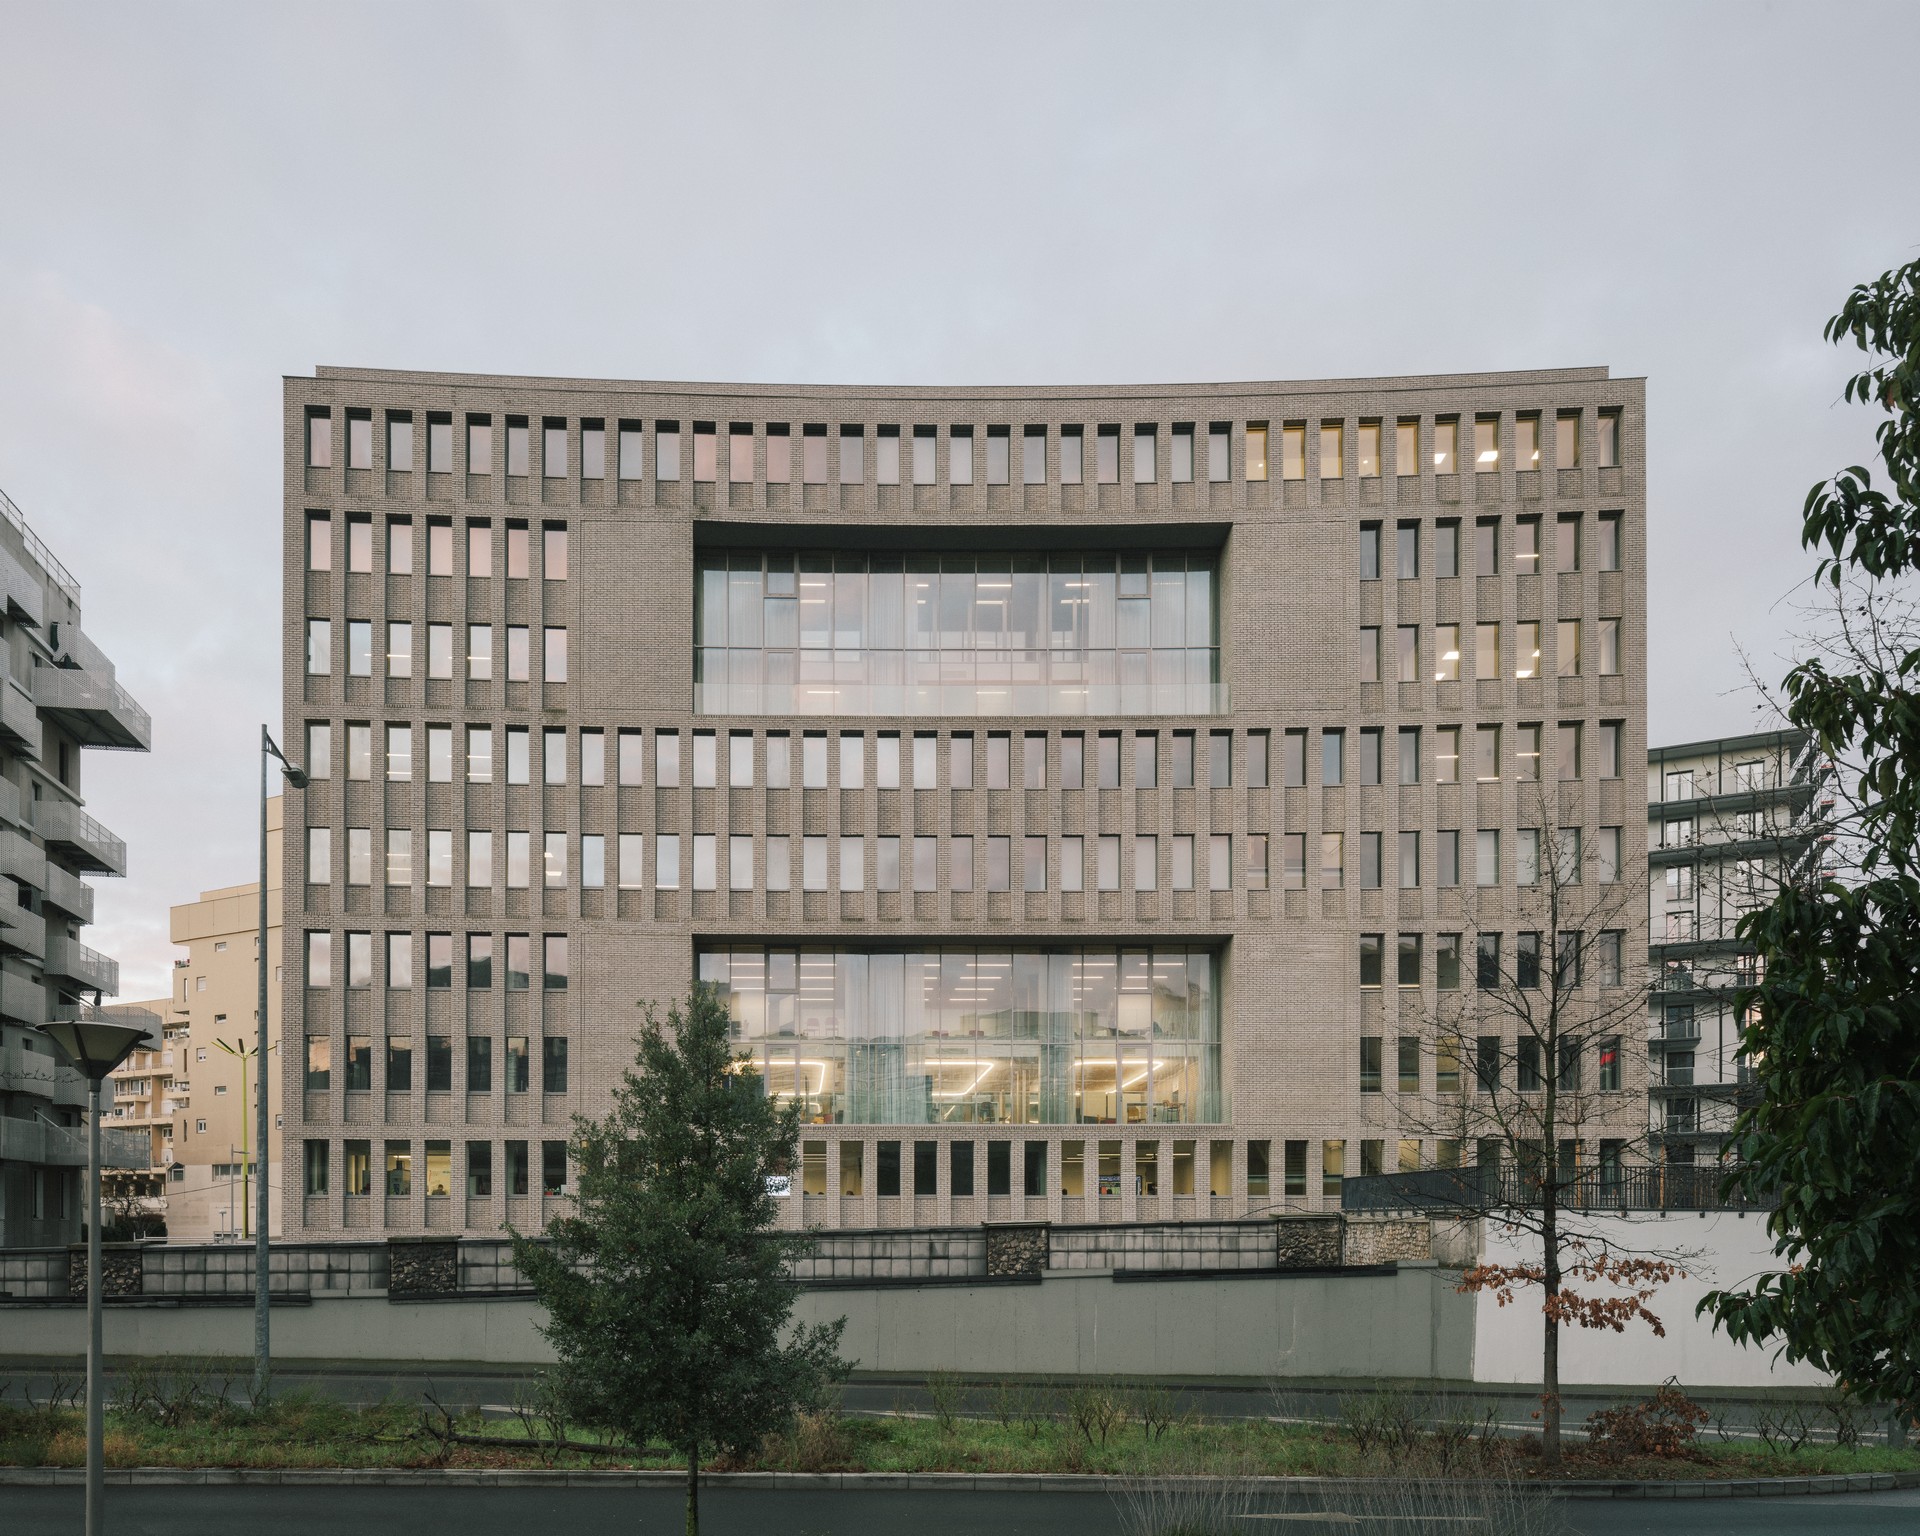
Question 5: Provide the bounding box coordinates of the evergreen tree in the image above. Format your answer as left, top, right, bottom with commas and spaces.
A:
513, 983, 849, 1535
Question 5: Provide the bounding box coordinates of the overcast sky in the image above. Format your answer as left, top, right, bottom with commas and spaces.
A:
1, 1, 1916, 1001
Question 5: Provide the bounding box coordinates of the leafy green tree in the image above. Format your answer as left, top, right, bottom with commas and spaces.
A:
1706, 258, 1920, 1421
513, 984, 849, 1535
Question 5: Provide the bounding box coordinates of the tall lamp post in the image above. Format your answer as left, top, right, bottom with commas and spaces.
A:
37, 1013, 156, 1536
257, 727, 308, 1400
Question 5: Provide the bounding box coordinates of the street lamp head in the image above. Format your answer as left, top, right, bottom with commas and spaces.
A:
35, 1017, 156, 1083
283, 766, 310, 790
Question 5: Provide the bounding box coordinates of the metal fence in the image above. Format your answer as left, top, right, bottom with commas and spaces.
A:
1341, 1164, 1775, 1215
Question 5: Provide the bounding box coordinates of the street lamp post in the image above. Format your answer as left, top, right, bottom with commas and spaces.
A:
37, 1014, 157, 1536
256, 727, 308, 1401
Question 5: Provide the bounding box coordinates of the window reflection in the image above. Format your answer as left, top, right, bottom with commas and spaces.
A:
696, 549, 1222, 715
699, 945, 1223, 1127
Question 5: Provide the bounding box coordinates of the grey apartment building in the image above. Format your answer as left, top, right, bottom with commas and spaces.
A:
0, 485, 152, 1248
284, 367, 1648, 1238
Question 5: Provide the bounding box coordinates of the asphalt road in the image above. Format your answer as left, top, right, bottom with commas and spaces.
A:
3, 1485, 1920, 1535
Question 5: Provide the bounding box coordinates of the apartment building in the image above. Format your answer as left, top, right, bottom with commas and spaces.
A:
1646, 730, 1828, 1162
284, 367, 1648, 1238
0, 484, 152, 1248
103, 995, 184, 1178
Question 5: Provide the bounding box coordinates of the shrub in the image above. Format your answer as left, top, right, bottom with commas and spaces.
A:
1584, 1380, 1709, 1460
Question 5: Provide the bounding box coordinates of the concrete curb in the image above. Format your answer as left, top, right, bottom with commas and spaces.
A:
2, 1466, 1918, 1499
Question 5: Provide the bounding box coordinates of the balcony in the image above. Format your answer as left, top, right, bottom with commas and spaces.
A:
0, 968, 45, 1025
40, 863, 93, 923
0, 682, 41, 759
43, 932, 119, 996
0, 1037, 62, 1096
31, 661, 152, 751
0, 827, 46, 890
0, 903, 46, 962
0, 1116, 85, 1168
33, 801, 126, 876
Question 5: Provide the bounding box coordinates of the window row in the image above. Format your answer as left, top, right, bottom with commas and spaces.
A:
1305, 722, 1625, 785
301, 1137, 567, 1199
304, 620, 567, 682
699, 945, 1222, 1125
1358, 513, 1624, 580
302, 829, 1275, 895
303, 930, 567, 990
1360, 621, 1622, 683
305, 409, 1624, 483
1289, 825, 1626, 890
1356, 929, 1628, 991
302, 1032, 568, 1095
1356, 1032, 1625, 1094
300, 722, 1278, 789
305, 514, 566, 579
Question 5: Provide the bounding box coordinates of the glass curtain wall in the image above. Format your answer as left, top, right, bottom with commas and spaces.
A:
695, 550, 1222, 715
698, 945, 1223, 1126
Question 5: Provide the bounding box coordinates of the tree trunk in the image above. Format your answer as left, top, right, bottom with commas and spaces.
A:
685, 1439, 699, 1536
1541, 1193, 1562, 1470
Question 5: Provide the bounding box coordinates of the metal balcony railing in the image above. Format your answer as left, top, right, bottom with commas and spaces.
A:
0, 484, 80, 605
1341, 1163, 1775, 1214
31, 663, 151, 751
32, 800, 126, 876
41, 932, 119, 996
0, 1116, 87, 1168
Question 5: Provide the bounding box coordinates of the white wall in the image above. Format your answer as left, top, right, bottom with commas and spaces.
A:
1471, 1211, 1829, 1390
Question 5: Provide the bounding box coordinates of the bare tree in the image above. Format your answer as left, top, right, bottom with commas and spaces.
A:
1382, 788, 1684, 1469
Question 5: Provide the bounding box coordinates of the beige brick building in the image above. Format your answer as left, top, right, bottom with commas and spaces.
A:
283, 368, 1648, 1238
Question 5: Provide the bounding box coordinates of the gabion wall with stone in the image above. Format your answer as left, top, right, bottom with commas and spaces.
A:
387, 1239, 459, 1296
985, 1224, 1049, 1277
1273, 1216, 1345, 1269
1343, 1217, 1433, 1266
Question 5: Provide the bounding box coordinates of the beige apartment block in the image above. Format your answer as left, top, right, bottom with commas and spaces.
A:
102, 997, 182, 1210
149, 796, 286, 1240
284, 368, 1649, 1239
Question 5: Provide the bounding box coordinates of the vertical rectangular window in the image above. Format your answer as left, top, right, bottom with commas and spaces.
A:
1517, 414, 1541, 469
1059, 425, 1083, 483
306, 619, 331, 676
348, 619, 374, 675
1281, 729, 1306, 787
838, 425, 864, 484
1016, 426, 1045, 484
1398, 831, 1420, 889
1397, 626, 1418, 683
1556, 412, 1581, 469
1170, 424, 1193, 482
1516, 622, 1540, 679
765, 424, 792, 482
1246, 833, 1268, 890
1093, 834, 1119, 891
1206, 422, 1230, 482
1432, 418, 1458, 473
461, 725, 490, 783
1474, 415, 1499, 469
1476, 829, 1499, 886
1022, 732, 1046, 790
1556, 512, 1581, 573
1133, 732, 1157, 788
577, 419, 604, 480
948, 732, 973, 789
347, 410, 373, 469
838, 835, 864, 892
1133, 424, 1156, 483
730, 731, 756, 787
1434, 624, 1461, 683
541, 1142, 568, 1196
386, 621, 413, 678
1095, 731, 1120, 788
688, 422, 716, 483
541, 728, 567, 786
911, 732, 936, 788
307, 512, 332, 571
543, 627, 568, 683
1245, 423, 1269, 480
1396, 520, 1419, 579
1597, 826, 1622, 885
427, 623, 453, 679
691, 730, 717, 788
1357, 422, 1380, 477
581, 834, 604, 889
1437, 830, 1459, 888
1059, 834, 1083, 892
306, 408, 332, 468
1558, 721, 1583, 780
306, 721, 332, 778
305, 928, 333, 988
1476, 623, 1500, 681
907, 425, 933, 484
1171, 731, 1195, 788
1396, 419, 1418, 476
1321, 832, 1344, 888
948, 835, 973, 892
985, 733, 1009, 789
800, 734, 827, 789
1598, 511, 1622, 571
1208, 833, 1231, 891
656, 421, 681, 480
875, 835, 900, 891
1517, 828, 1541, 886
912, 835, 936, 892
1209, 730, 1232, 788
615, 729, 645, 787
1598, 722, 1622, 779
1319, 422, 1343, 477
542, 420, 568, 478
1086, 426, 1112, 483
657, 731, 681, 787
501, 418, 530, 476
728, 423, 756, 484
873, 424, 899, 484
1359, 934, 1383, 989
347, 829, 372, 885
1282, 833, 1306, 888
1134, 836, 1156, 890
1598, 409, 1620, 467
1321, 728, 1344, 787
985, 426, 1009, 484
1399, 726, 1421, 785
1435, 725, 1460, 783
385, 828, 413, 886
1359, 522, 1381, 580
1023, 834, 1047, 892
1557, 619, 1581, 677
1598, 618, 1621, 676
617, 421, 644, 479
542, 524, 568, 580
949, 425, 973, 485
1359, 831, 1382, 889
1171, 834, 1194, 890
800, 424, 828, 483
1434, 519, 1459, 578
617, 834, 646, 890
656, 834, 681, 890
1247, 730, 1269, 788
1514, 516, 1540, 574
